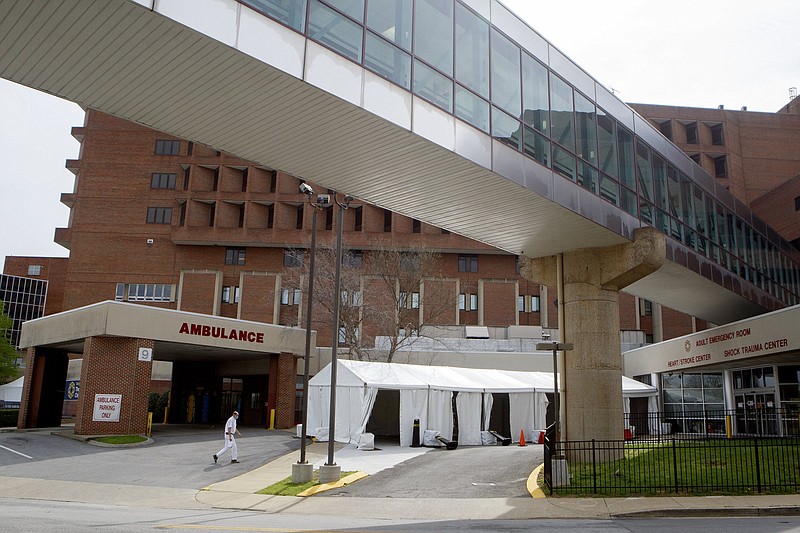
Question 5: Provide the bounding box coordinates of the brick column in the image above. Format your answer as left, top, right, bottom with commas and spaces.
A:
523, 227, 666, 442
269, 351, 298, 429
74, 336, 154, 435
17, 346, 68, 429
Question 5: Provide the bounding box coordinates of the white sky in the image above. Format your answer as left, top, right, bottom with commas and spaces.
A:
1, 0, 797, 262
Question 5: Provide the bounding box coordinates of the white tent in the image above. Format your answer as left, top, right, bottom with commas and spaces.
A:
307, 360, 657, 447
0, 377, 23, 405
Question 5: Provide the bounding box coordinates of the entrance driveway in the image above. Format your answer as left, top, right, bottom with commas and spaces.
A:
0, 424, 300, 490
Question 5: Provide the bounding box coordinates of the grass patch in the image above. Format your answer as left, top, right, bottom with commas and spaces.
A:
553, 439, 800, 497
93, 435, 148, 445
257, 471, 357, 496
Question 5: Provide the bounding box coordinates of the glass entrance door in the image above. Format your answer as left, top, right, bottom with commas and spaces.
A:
735, 392, 778, 436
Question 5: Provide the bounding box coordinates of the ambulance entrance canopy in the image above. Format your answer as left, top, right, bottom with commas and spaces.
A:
17, 300, 308, 435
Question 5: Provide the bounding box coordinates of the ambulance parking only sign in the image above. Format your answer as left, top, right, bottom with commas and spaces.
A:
93, 394, 122, 422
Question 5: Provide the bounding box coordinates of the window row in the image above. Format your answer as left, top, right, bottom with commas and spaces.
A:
517, 295, 540, 313
115, 283, 174, 302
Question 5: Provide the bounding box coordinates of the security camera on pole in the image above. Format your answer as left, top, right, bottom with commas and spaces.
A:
292, 183, 328, 483
318, 191, 352, 485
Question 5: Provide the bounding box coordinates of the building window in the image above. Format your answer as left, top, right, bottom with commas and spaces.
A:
27, 265, 42, 276
795, 196, 800, 212
458, 293, 478, 311
713, 155, 727, 178
238, 204, 245, 228
412, 219, 421, 233
411, 292, 420, 309
225, 247, 246, 265
354, 206, 363, 231
178, 203, 186, 226
296, 204, 304, 229
710, 123, 724, 145
530, 295, 540, 312
343, 250, 363, 267
325, 206, 334, 231
458, 254, 478, 273
151, 173, 176, 189
685, 122, 698, 144
517, 296, 525, 312
208, 202, 216, 227
155, 139, 180, 155
384, 209, 392, 232
119, 283, 173, 302
146, 207, 172, 224
399, 291, 408, 308
267, 204, 275, 228
269, 170, 277, 192
183, 167, 190, 190
212, 168, 220, 191
280, 288, 302, 305
222, 286, 240, 304
640, 298, 653, 316
284, 249, 304, 267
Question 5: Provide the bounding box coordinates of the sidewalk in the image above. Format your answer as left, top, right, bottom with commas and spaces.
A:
195, 441, 800, 520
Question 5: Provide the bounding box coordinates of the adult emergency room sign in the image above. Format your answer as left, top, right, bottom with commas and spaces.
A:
93, 394, 122, 422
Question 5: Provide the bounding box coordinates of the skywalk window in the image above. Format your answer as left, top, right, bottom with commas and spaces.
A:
308, 0, 363, 62
241, 0, 306, 32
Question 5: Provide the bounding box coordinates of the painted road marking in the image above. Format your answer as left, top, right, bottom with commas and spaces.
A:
0, 444, 33, 459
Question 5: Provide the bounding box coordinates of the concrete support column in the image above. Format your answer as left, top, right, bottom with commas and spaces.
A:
522, 227, 666, 442
561, 274, 622, 441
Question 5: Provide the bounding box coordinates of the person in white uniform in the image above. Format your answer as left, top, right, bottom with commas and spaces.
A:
213, 410, 242, 464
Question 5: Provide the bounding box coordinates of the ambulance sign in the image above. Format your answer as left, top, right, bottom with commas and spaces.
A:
93, 394, 122, 422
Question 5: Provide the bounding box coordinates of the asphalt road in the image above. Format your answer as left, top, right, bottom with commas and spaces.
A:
321, 441, 544, 499
0, 425, 300, 489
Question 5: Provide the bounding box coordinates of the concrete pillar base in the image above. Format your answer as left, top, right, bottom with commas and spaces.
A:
292, 462, 314, 483
318, 464, 341, 484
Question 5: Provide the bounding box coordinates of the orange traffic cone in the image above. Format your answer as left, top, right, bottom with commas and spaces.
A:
518, 429, 527, 446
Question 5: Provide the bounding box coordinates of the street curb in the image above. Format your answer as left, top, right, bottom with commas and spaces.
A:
613, 506, 800, 518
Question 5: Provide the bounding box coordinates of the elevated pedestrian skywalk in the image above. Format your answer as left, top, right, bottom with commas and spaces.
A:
1, 0, 797, 324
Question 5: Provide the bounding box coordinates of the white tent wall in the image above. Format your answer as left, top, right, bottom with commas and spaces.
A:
482, 393, 493, 434
426, 389, 454, 440
399, 389, 428, 447
455, 392, 482, 445
307, 360, 657, 446
509, 392, 541, 444
648, 395, 660, 434
0, 377, 23, 403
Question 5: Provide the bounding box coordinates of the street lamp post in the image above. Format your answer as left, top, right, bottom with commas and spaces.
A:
292, 183, 326, 483
535, 341, 573, 442
318, 191, 351, 484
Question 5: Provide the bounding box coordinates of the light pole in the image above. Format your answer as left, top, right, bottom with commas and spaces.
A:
318, 191, 351, 484
292, 183, 327, 483
536, 340, 573, 441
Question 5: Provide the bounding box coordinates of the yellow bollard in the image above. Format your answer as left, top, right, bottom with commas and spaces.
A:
163, 406, 169, 424
269, 409, 275, 430
147, 412, 153, 437
725, 415, 732, 438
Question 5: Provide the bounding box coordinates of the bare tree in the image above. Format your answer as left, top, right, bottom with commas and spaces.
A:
284, 244, 456, 363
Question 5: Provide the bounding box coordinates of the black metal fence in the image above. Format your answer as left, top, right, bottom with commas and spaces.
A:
544, 436, 800, 496
624, 408, 800, 441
